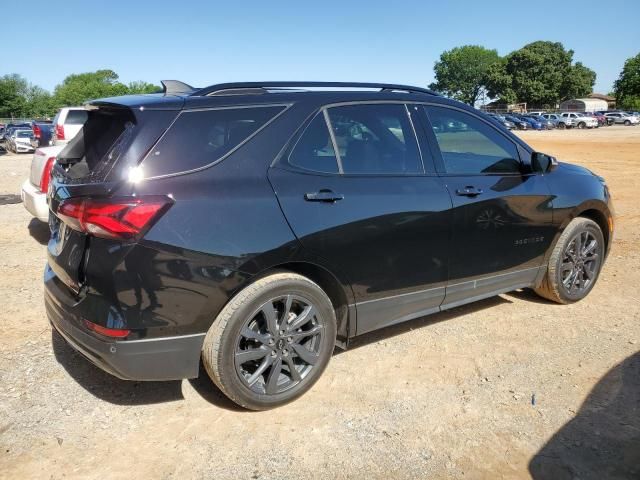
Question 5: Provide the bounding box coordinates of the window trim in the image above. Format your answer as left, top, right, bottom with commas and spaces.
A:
422, 104, 527, 177
140, 103, 292, 181
285, 100, 427, 177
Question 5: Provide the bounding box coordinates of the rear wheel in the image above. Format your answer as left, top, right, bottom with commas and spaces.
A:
558, 122, 566, 130
534, 218, 605, 304
202, 272, 337, 410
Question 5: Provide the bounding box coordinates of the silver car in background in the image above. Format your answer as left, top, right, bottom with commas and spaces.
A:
542, 113, 572, 129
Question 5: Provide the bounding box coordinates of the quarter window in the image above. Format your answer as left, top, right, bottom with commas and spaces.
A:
425, 106, 521, 175
142, 105, 285, 177
327, 104, 422, 174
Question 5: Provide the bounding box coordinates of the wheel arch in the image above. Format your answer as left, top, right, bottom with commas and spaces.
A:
252, 261, 355, 349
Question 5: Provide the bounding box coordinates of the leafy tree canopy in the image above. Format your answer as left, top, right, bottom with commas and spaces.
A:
428, 45, 500, 105
485, 41, 596, 107
0, 70, 161, 119
614, 52, 640, 109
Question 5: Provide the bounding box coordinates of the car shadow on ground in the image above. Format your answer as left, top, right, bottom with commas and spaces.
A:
52, 329, 185, 406
51, 295, 517, 411
529, 351, 640, 479
28, 218, 50, 245
52, 329, 246, 411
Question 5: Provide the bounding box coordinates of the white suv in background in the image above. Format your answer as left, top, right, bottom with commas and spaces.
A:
21, 145, 65, 221
604, 112, 640, 125
560, 112, 598, 129
52, 107, 88, 145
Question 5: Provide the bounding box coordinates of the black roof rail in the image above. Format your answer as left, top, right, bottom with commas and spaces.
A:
190, 81, 438, 97
161, 80, 197, 95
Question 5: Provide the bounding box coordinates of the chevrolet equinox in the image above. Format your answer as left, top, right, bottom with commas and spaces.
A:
45, 81, 614, 409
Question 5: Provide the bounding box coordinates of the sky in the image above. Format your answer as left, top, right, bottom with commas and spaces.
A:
6, 0, 640, 97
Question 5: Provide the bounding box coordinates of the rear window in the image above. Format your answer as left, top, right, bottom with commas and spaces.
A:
65, 110, 89, 125
141, 105, 285, 177
57, 108, 136, 181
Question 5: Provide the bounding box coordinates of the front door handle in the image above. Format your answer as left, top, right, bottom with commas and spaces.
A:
455, 186, 483, 197
304, 191, 344, 203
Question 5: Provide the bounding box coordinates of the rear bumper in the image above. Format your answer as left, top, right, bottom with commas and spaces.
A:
21, 180, 49, 222
44, 265, 205, 381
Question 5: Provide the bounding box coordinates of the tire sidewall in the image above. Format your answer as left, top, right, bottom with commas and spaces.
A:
211, 276, 336, 410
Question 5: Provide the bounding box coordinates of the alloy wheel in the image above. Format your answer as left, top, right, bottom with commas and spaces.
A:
234, 294, 324, 395
560, 231, 601, 295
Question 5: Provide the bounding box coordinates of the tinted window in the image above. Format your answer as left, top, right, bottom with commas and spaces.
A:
425, 106, 521, 175
65, 110, 89, 125
143, 106, 285, 177
327, 104, 422, 174
288, 114, 338, 173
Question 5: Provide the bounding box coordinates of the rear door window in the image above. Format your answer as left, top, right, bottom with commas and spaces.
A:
142, 105, 285, 177
327, 104, 422, 174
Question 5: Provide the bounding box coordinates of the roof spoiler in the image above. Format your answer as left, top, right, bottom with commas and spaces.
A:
161, 80, 196, 95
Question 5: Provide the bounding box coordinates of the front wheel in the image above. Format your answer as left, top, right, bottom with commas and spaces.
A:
558, 122, 566, 130
534, 218, 605, 304
202, 272, 337, 410
625, 120, 631, 126
578, 122, 586, 129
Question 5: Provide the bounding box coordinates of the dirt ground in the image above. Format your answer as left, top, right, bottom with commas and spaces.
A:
0, 126, 638, 480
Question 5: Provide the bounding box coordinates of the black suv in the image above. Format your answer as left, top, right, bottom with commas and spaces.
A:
45, 81, 614, 410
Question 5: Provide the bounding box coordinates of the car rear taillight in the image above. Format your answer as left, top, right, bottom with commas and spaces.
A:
84, 319, 130, 338
55, 124, 65, 140
57, 196, 172, 240
33, 124, 41, 139
39, 156, 56, 193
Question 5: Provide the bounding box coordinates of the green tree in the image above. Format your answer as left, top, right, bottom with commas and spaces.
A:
614, 53, 640, 109
127, 81, 161, 94
486, 41, 596, 107
0, 74, 29, 117
429, 45, 500, 105
53, 69, 129, 106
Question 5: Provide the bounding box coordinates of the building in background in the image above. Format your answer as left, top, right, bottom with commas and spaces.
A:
559, 98, 608, 112
587, 93, 616, 109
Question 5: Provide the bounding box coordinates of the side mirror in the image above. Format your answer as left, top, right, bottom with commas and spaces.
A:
532, 152, 558, 173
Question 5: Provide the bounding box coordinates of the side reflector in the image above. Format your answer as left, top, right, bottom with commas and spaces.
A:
84, 319, 130, 339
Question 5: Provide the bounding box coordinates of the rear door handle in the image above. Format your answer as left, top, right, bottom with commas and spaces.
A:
304, 191, 344, 202
455, 186, 483, 197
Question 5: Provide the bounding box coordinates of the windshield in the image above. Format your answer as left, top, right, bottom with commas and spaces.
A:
17, 131, 32, 138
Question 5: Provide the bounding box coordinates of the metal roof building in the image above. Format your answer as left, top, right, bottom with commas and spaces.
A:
559, 98, 609, 112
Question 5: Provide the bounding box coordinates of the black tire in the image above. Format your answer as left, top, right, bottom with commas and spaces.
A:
202, 272, 337, 410
578, 122, 586, 129
625, 120, 631, 126
534, 218, 605, 304
558, 122, 566, 130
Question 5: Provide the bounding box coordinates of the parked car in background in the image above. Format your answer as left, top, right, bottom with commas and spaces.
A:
504, 114, 528, 130
487, 113, 515, 130
561, 112, 598, 129
52, 107, 88, 145
31, 121, 54, 149
44, 80, 614, 410
526, 115, 555, 130
605, 112, 639, 125
2, 123, 31, 146
21, 145, 64, 222
7, 129, 35, 153
587, 111, 608, 127
514, 114, 544, 130
527, 111, 546, 116
541, 113, 570, 129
